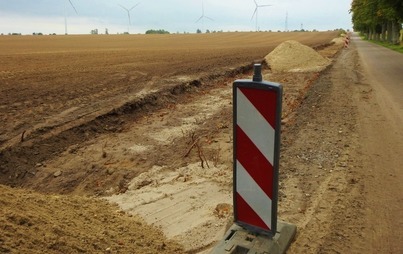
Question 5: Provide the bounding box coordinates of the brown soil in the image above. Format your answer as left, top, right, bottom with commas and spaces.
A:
0, 32, 338, 195
1, 32, 401, 253
0, 184, 183, 253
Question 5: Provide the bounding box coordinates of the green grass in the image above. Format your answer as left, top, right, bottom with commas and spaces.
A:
358, 30, 403, 53
370, 40, 403, 53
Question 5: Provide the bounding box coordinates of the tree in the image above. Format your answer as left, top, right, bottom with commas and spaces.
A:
145, 29, 170, 34
91, 29, 98, 35
350, 0, 402, 43
196, 29, 202, 34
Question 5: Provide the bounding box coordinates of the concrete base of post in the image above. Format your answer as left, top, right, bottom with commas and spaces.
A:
210, 221, 297, 254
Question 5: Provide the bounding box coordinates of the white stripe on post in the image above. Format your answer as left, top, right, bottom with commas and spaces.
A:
237, 88, 275, 165
236, 160, 272, 229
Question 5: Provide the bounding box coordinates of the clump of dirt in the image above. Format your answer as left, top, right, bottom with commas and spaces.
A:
0, 184, 184, 254
265, 40, 331, 73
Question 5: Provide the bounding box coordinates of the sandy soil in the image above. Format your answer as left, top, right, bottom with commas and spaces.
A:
1, 32, 401, 253
0, 184, 183, 253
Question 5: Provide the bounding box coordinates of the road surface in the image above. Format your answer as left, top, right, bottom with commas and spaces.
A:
352, 34, 403, 253
354, 33, 403, 111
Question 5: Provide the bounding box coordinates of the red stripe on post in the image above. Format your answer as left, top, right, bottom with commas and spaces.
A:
236, 193, 270, 230
239, 87, 277, 129
236, 125, 274, 199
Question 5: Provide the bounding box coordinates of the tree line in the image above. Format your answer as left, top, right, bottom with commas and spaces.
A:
350, 0, 402, 44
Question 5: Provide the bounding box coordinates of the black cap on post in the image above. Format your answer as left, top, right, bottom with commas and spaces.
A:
253, 64, 263, 82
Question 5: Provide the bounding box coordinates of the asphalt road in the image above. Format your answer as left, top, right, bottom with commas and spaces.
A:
352, 34, 403, 110
352, 34, 403, 253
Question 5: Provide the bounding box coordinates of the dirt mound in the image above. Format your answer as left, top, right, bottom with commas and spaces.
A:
0, 184, 183, 253
331, 37, 345, 45
265, 40, 331, 73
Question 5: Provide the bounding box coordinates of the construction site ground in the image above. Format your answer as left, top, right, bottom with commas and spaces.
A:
0, 32, 401, 253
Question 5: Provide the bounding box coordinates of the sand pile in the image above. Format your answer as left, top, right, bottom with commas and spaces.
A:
0, 184, 183, 253
265, 40, 331, 73
331, 37, 345, 45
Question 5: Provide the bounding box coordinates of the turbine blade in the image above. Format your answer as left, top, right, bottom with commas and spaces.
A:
205, 16, 214, 21
258, 4, 272, 7
129, 2, 140, 11
118, 4, 129, 11
195, 16, 203, 23
254, 0, 258, 6
68, 0, 78, 14
251, 7, 257, 20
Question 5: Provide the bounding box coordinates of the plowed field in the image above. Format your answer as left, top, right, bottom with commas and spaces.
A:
0, 32, 337, 151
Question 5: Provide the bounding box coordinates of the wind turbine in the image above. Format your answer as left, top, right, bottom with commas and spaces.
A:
251, 0, 272, 32
64, 0, 78, 35
195, 0, 213, 33
118, 2, 140, 34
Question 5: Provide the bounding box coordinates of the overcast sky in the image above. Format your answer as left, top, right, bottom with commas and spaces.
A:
0, 0, 353, 35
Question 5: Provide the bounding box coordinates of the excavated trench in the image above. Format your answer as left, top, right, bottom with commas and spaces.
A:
0, 62, 256, 191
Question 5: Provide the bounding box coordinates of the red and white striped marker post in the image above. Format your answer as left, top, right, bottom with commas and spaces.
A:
233, 64, 282, 236
210, 64, 295, 253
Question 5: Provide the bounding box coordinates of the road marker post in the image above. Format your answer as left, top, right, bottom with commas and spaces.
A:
211, 64, 296, 254
344, 34, 350, 49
